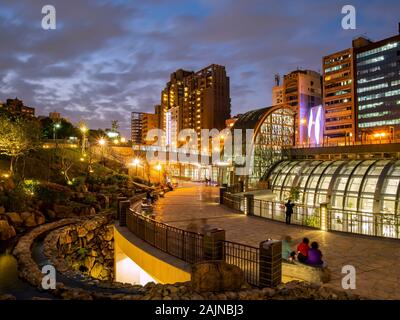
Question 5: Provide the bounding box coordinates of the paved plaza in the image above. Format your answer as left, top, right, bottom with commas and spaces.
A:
154, 182, 400, 300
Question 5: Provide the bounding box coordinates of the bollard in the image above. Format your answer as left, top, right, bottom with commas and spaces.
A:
219, 187, 227, 204
203, 228, 226, 260
259, 239, 282, 287
116, 196, 127, 220
119, 200, 130, 227
244, 194, 254, 216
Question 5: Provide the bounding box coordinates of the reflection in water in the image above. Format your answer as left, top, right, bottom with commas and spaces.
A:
0, 240, 52, 299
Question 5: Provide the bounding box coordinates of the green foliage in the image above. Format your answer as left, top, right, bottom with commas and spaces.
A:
0, 113, 41, 172
81, 194, 97, 206
0, 184, 28, 212
288, 186, 301, 202
77, 247, 88, 259
72, 176, 86, 188
40, 117, 79, 140
34, 182, 72, 204
304, 214, 320, 228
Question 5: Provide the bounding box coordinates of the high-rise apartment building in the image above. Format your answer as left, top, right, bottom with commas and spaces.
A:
131, 112, 143, 145
160, 64, 231, 148
142, 113, 158, 144
322, 48, 356, 145
272, 70, 322, 145
354, 32, 400, 141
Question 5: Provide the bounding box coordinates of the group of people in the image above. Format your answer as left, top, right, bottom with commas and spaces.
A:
282, 236, 324, 267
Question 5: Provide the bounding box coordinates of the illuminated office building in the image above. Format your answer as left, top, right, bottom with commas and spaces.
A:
354, 31, 400, 141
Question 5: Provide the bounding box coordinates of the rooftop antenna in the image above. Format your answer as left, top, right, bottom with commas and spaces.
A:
274, 74, 280, 86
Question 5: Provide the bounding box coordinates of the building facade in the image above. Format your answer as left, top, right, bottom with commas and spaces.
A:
0, 98, 35, 117
323, 48, 356, 145
354, 33, 400, 142
131, 112, 143, 145
160, 64, 231, 149
272, 70, 322, 146
142, 113, 158, 145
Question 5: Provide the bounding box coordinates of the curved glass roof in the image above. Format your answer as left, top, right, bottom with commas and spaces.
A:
231, 106, 272, 131
267, 159, 400, 237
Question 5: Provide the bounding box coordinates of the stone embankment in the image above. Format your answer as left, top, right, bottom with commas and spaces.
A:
9, 217, 363, 300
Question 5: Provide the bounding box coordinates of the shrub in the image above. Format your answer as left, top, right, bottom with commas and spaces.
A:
34, 182, 72, 204
0, 184, 28, 212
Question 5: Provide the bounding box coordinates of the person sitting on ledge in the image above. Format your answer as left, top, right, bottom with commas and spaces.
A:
281, 235, 296, 262
296, 237, 310, 263
306, 241, 324, 267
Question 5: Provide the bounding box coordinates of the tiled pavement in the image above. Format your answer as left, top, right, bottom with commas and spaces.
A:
154, 182, 400, 300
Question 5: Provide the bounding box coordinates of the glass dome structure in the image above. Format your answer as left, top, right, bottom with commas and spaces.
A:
266, 159, 400, 238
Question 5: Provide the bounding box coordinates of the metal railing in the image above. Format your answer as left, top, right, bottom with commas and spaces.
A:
222, 191, 400, 239
124, 195, 262, 286
222, 240, 260, 286
223, 192, 321, 228
126, 209, 205, 264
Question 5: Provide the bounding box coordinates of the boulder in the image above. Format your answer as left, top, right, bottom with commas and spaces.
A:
34, 211, 46, 225
6, 212, 23, 227
46, 209, 56, 219
0, 220, 16, 240
103, 225, 114, 241
90, 263, 104, 279
53, 204, 73, 218
83, 220, 98, 231
84, 256, 96, 271
191, 261, 245, 292
21, 211, 37, 227
77, 226, 88, 238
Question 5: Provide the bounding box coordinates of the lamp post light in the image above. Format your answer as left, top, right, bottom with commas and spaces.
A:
80, 125, 88, 155
156, 163, 162, 184
53, 122, 61, 147
132, 158, 140, 176
98, 138, 106, 165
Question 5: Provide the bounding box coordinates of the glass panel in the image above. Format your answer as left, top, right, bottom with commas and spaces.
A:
360, 198, 374, 212
382, 178, 399, 195
381, 199, 396, 214
306, 192, 315, 206
362, 178, 378, 193
307, 176, 319, 189
345, 196, 358, 210
319, 176, 332, 190
348, 177, 362, 192
334, 176, 348, 191
332, 194, 343, 209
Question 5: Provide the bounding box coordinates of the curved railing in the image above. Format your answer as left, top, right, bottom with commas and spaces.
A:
126, 196, 205, 264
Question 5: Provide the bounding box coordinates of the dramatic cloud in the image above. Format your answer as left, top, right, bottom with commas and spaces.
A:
0, 0, 399, 137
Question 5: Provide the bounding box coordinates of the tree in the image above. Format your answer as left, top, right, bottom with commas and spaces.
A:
111, 120, 120, 132
40, 117, 79, 140
0, 114, 41, 173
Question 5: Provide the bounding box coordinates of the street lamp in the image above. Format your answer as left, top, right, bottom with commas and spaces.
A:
132, 158, 140, 176
156, 164, 162, 184
98, 138, 106, 165
53, 122, 61, 146
80, 125, 88, 155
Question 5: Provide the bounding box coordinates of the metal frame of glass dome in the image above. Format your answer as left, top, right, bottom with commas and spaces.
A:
266, 159, 400, 238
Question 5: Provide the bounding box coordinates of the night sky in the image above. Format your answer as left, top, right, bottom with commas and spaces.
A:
0, 0, 399, 137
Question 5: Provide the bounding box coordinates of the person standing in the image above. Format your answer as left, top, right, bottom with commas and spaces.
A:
285, 199, 295, 224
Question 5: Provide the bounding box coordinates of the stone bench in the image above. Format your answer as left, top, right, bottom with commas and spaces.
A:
282, 261, 331, 285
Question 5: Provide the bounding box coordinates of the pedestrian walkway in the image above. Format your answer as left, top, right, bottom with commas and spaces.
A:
154, 181, 400, 300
